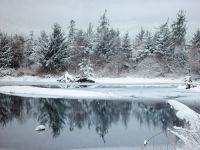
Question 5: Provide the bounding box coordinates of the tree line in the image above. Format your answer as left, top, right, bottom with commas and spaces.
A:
0, 10, 200, 77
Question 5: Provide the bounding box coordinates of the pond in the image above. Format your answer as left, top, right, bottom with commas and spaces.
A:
0, 92, 189, 150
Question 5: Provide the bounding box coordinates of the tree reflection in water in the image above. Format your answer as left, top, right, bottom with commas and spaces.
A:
0, 94, 184, 141
37, 99, 67, 137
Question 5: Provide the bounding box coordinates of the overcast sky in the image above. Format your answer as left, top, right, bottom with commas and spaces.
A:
0, 0, 199, 38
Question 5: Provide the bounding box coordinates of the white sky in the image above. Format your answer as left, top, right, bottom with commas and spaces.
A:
0, 0, 199, 39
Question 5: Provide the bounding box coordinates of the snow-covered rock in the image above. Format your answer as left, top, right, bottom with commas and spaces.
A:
35, 125, 45, 131
143, 140, 148, 146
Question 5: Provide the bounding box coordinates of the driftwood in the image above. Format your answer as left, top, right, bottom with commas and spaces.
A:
76, 78, 95, 83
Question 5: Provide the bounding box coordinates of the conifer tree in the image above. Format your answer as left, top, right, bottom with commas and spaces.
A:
171, 10, 186, 47
171, 10, 187, 67
0, 33, 12, 68
94, 10, 111, 66
37, 31, 50, 68
79, 58, 94, 78
44, 23, 67, 72
190, 30, 200, 74
68, 20, 76, 45
121, 32, 132, 62
154, 20, 171, 57
23, 32, 37, 67
10, 35, 24, 68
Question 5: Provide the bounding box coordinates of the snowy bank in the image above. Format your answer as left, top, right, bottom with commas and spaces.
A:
177, 85, 200, 92
0, 75, 182, 85
0, 83, 199, 101
95, 77, 182, 84
0, 86, 124, 100
168, 100, 200, 129
0, 75, 58, 83
167, 100, 200, 150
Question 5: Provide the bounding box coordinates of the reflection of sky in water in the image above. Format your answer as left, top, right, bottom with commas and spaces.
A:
0, 94, 185, 150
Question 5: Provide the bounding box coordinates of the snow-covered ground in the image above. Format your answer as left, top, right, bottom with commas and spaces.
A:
0, 75, 182, 84
95, 77, 182, 84
0, 75, 58, 83
0, 86, 124, 100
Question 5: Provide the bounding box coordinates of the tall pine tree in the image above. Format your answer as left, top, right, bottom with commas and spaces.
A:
44, 24, 67, 72
171, 10, 187, 67
0, 33, 12, 68
154, 20, 171, 57
37, 31, 50, 68
171, 10, 186, 47
94, 10, 111, 66
190, 30, 200, 74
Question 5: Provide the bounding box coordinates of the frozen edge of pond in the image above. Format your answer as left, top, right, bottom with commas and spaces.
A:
0, 86, 130, 100
0, 85, 199, 101
0, 76, 183, 84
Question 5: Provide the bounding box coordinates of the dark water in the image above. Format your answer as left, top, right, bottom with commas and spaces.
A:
0, 94, 186, 150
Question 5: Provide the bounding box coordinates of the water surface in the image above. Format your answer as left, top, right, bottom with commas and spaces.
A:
0, 93, 186, 150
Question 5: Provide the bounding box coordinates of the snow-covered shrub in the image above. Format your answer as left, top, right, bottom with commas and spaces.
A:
79, 58, 94, 78
0, 68, 15, 77
57, 71, 75, 82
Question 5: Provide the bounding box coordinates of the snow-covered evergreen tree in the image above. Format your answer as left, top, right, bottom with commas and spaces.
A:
105, 29, 122, 74
74, 30, 88, 51
68, 20, 76, 45
85, 23, 95, 56
134, 31, 154, 62
66, 20, 80, 72
44, 24, 67, 72
192, 30, 200, 49
0, 32, 25, 69
86, 23, 94, 45
69, 29, 91, 73
121, 32, 132, 62
105, 29, 121, 62
171, 10, 186, 47
37, 31, 50, 68
97, 10, 109, 36
171, 10, 187, 67
133, 28, 145, 48
132, 29, 148, 61
10, 35, 25, 68
190, 30, 200, 74
23, 32, 38, 67
144, 31, 154, 54
154, 20, 171, 57
79, 58, 94, 78
94, 10, 111, 66
0, 33, 12, 68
